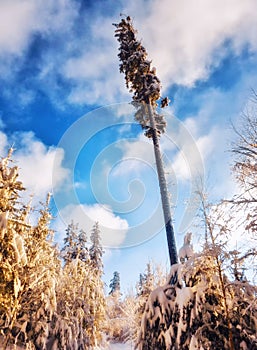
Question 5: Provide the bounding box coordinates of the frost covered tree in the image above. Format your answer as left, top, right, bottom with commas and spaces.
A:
20, 194, 60, 350
230, 92, 257, 237
0, 150, 60, 349
113, 261, 166, 348
106, 263, 167, 347
0, 148, 27, 348
61, 221, 89, 264
114, 16, 178, 266
0, 150, 107, 349
109, 271, 121, 296
105, 272, 125, 344
52, 256, 105, 349
136, 209, 257, 349
51, 221, 106, 349
61, 221, 80, 263
89, 221, 103, 271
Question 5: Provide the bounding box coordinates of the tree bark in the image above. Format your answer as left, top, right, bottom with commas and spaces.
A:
146, 102, 178, 266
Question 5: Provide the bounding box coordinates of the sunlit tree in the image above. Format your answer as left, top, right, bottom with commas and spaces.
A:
109, 271, 121, 296
136, 198, 257, 350
0, 150, 60, 349
89, 221, 103, 271
114, 16, 178, 266
230, 92, 257, 237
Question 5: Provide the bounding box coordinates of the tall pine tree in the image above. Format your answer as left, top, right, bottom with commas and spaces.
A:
113, 16, 178, 266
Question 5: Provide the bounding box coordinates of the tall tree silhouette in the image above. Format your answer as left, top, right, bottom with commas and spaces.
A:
113, 16, 178, 265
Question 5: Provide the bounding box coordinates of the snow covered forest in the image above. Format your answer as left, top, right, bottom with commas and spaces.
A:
1, 13, 257, 350
0, 123, 257, 349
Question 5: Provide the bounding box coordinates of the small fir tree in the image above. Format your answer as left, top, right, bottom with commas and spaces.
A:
89, 221, 103, 271
109, 271, 121, 296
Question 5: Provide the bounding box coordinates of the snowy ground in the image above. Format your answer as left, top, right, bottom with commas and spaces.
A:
107, 342, 134, 349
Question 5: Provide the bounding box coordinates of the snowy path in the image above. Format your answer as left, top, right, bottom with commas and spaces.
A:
108, 342, 133, 349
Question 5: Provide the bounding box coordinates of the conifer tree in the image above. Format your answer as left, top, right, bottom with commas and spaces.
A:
113, 16, 178, 266
0, 148, 27, 349
0, 150, 60, 349
52, 256, 98, 349
61, 220, 79, 263
136, 214, 257, 349
61, 221, 89, 263
109, 271, 121, 296
78, 227, 89, 263
89, 221, 103, 271
105, 272, 125, 344
51, 221, 105, 349
21, 194, 60, 349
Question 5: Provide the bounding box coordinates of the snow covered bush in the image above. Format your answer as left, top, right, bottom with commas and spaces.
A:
49, 221, 106, 350
0, 150, 60, 349
0, 150, 106, 350
136, 234, 257, 350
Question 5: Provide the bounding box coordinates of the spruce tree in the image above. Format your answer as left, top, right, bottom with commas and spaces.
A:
0, 148, 26, 349
136, 214, 257, 349
109, 271, 121, 296
113, 16, 178, 266
0, 150, 60, 349
53, 221, 105, 349
22, 193, 60, 349
89, 221, 103, 271
61, 220, 80, 263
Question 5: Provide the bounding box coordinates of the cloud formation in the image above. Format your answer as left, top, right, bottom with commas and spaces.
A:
0, 0, 77, 56
0, 130, 69, 203
57, 203, 129, 248
1, 0, 257, 108
131, 0, 257, 87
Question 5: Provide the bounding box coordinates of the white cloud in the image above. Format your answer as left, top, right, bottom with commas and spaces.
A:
0, 0, 78, 56
57, 203, 129, 248
0, 0, 37, 56
171, 129, 214, 181
1, 0, 257, 108
130, 0, 257, 87
0, 131, 8, 156
0, 130, 69, 203
0, 0, 78, 84
59, 0, 257, 107
112, 135, 154, 176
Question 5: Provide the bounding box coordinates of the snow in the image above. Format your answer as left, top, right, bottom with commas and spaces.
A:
108, 343, 133, 350
178, 232, 194, 263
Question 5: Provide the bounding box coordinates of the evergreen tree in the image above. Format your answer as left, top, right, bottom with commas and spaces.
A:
113, 16, 178, 266
61, 221, 89, 264
52, 258, 101, 349
136, 218, 257, 349
105, 272, 125, 345
109, 271, 121, 296
89, 221, 103, 271
78, 228, 89, 263
137, 262, 154, 298
0, 150, 60, 350
52, 221, 105, 349
61, 221, 80, 263
21, 194, 60, 350
0, 148, 27, 349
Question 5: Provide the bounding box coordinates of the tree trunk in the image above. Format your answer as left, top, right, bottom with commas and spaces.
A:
146, 102, 178, 266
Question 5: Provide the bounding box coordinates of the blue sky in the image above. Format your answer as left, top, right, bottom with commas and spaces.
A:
1, 0, 257, 292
